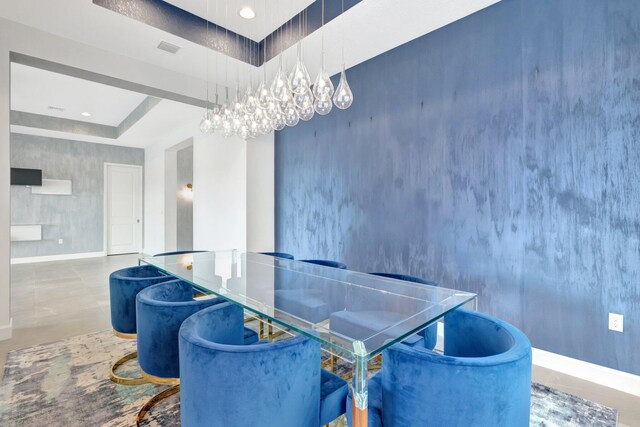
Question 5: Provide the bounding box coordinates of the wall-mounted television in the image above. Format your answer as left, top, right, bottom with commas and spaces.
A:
11, 168, 42, 186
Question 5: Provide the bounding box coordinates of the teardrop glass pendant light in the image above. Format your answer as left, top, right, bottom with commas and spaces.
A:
256, 81, 271, 110
313, 9, 334, 101
289, 43, 311, 94
294, 88, 313, 109
278, 90, 294, 111
259, 116, 272, 134
332, 0, 354, 110
314, 94, 333, 115
333, 66, 353, 109
313, 68, 334, 100
283, 103, 300, 127
232, 96, 243, 133
211, 94, 223, 131
200, 0, 354, 138
271, 110, 286, 131
265, 99, 282, 121
312, 0, 333, 116
297, 102, 315, 121
243, 86, 258, 114
270, 56, 289, 101
199, 109, 213, 133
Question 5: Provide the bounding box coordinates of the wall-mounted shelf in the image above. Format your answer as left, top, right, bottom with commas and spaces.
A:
31, 179, 72, 195
11, 225, 42, 242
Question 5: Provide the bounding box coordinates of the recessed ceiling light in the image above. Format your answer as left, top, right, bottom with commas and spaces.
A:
239, 6, 255, 20
81, 112, 92, 117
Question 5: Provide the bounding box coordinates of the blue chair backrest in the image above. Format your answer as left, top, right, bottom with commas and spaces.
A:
259, 251, 295, 260
369, 272, 437, 286
136, 280, 223, 379
180, 302, 322, 427
153, 250, 208, 257
109, 265, 172, 335
300, 259, 347, 269
381, 309, 531, 426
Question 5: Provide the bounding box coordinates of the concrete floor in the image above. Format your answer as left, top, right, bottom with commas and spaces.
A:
1, 254, 638, 425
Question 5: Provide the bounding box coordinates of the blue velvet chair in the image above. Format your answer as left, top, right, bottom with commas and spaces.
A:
153, 250, 208, 257
330, 273, 439, 350
136, 250, 208, 266
300, 259, 347, 269
108, 265, 174, 384
245, 252, 295, 338
136, 279, 259, 383
346, 309, 532, 426
135, 280, 260, 424
258, 251, 295, 260
179, 302, 349, 427
272, 259, 348, 339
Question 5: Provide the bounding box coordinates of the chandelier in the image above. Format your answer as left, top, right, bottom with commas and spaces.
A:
199, 0, 353, 139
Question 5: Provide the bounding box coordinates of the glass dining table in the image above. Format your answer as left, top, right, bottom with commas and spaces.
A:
141, 250, 476, 426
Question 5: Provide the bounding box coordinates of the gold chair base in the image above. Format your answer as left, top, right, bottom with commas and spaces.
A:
245, 315, 268, 339
322, 353, 338, 373
336, 355, 382, 381
267, 320, 289, 340
113, 330, 137, 340
110, 351, 149, 385
136, 384, 180, 427
192, 292, 211, 298
141, 370, 180, 386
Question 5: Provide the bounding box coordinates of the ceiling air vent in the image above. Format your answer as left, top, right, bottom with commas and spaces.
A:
157, 40, 181, 54
47, 106, 65, 112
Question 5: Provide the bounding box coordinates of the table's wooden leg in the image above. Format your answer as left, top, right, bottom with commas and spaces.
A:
352, 399, 368, 427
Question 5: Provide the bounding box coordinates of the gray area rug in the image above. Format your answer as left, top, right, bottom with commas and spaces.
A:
0, 329, 618, 426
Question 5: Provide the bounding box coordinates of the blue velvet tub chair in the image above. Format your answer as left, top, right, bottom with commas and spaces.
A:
108, 265, 173, 384
347, 308, 532, 427
135, 280, 259, 424
300, 259, 348, 269
272, 259, 348, 339
330, 273, 438, 350
153, 250, 208, 257
179, 302, 349, 427
136, 279, 259, 384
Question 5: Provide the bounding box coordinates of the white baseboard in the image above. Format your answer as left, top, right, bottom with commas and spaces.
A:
532, 348, 640, 397
435, 322, 640, 397
11, 251, 106, 264
0, 318, 12, 341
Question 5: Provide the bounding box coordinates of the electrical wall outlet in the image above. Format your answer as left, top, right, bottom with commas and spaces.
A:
609, 313, 623, 332
58, 238, 63, 245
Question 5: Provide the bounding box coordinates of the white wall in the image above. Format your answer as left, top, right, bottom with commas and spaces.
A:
193, 133, 248, 251
145, 130, 274, 255
163, 149, 177, 252
0, 17, 210, 340
0, 27, 11, 340
143, 126, 199, 255
247, 133, 275, 252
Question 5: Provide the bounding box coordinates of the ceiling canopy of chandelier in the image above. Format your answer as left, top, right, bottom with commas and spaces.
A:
199, 0, 353, 140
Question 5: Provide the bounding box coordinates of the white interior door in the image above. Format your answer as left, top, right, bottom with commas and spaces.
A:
106, 163, 142, 255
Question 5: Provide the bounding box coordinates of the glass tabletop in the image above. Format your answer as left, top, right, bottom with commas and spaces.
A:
141, 250, 476, 362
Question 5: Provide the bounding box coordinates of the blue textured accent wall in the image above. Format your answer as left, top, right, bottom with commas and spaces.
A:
275, 0, 640, 375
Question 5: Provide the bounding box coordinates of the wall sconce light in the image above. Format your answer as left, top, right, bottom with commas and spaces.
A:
180, 255, 194, 270
182, 183, 194, 200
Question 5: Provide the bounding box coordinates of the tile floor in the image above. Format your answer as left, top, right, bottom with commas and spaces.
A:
0, 254, 138, 375
1, 254, 638, 425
